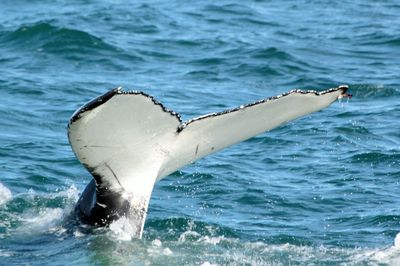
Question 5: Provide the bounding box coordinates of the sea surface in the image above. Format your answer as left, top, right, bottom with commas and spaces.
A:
0, 0, 399, 265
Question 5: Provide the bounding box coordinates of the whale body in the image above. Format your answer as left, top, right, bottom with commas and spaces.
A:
68, 85, 349, 238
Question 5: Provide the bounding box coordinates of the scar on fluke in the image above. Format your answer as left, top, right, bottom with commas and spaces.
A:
104, 162, 124, 189
68, 85, 350, 238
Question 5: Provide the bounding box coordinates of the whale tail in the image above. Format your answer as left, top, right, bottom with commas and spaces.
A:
68, 85, 349, 238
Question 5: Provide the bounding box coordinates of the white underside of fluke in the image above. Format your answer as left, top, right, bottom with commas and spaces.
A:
68, 85, 348, 238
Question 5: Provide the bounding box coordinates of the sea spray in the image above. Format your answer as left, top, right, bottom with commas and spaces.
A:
0, 183, 12, 206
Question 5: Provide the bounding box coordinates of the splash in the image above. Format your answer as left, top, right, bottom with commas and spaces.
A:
147, 239, 173, 256
3, 185, 80, 237
361, 234, 400, 265
109, 217, 139, 241
19, 185, 79, 234
200, 262, 218, 266
19, 208, 64, 233
0, 182, 12, 206
143, 224, 400, 265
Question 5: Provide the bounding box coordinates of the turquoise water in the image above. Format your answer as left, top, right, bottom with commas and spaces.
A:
1, 0, 399, 265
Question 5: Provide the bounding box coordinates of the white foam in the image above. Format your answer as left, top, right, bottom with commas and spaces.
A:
178, 230, 201, 243
15, 185, 80, 233
169, 232, 400, 265
197, 235, 227, 245
365, 247, 400, 265
0, 182, 12, 205
162, 247, 173, 256
0, 249, 13, 257
73, 230, 85, 238
148, 238, 173, 256
109, 216, 138, 241
200, 262, 218, 266
20, 208, 64, 233
352, 233, 400, 265
50, 185, 79, 203
152, 239, 162, 247
395, 233, 400, 248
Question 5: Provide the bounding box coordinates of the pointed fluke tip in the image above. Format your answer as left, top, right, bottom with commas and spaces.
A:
70, 87, 121, 123
338, 85, 352, 99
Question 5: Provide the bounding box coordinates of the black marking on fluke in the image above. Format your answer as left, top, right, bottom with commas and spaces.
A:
69, 88, 182, 125
76, 179, 130, 227
104, 162, 124, 190
70, 88, 120, 123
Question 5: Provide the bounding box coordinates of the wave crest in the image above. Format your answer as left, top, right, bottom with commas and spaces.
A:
4, 22, 111, 51
1, 21, 142, 63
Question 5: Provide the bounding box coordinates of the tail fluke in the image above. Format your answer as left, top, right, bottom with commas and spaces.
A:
68, 85, 348, 238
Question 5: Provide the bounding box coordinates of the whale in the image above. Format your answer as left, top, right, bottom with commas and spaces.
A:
68, 85, 350, 238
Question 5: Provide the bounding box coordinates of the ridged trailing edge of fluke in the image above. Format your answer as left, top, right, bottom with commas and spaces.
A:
69, 85, 349, 126
68, 85, 350, 239
69, 87, 183, 124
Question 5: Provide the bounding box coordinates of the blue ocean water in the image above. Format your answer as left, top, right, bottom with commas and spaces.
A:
0, 0, 399, 264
